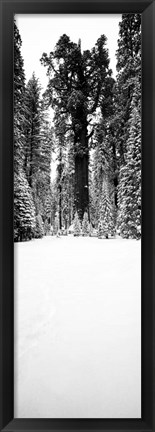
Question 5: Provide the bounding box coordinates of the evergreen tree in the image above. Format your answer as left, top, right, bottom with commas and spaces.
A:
53, 116, 75, 231
44, 219, 51, 235
44, 192, 52, 225
90, 120, 115, 231
97, 179, 115, 239
61, 135, 75, 229
115, 14, 141, 163
39, 118, 52, 186
101, 180, 115, 238
24, 75, 52, 222
14, 169, 36, 241
14, 17, 142, 244
14, 22, 37, 241
114, 14, 141, 239
24, 73, 42, 187
41, 34, 112, 220
117, 101, 141, 238
82, 212, 89, 236
54, 212, 59, 234
14, 21, 26, 172
14, 23, 53, 242
98, 220, 103, 239
90, 125, 108, 227
89, 222, 93, 237
73, 212, 81, 236
50, 180, 58, 230
35, 214, 44, 238
54, 115, 68, 230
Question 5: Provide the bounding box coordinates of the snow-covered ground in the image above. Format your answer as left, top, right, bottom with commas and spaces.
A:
14, 236, 141, 418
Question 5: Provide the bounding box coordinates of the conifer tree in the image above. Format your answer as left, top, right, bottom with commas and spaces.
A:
101, 180, 115, 238
90, 125, 108, 227
50, 180, 58, 230
61, 136, 75, 229
24, 73, 42, 187
114, 14, 141, 238
54, 212, 59, 234
54, 115, 68, 230
41, 34, 112, 219
115, 14, 141, 163
90, 120, 115, 231
89, 222, 93, 237
14, 23, 53, 242
38, 120, 52, 225
73, 212, 81, 236
14, 170, 36, 241
24, 75, 52, 222
98, 220, 104, 239
39, 119, 52, 185
14, 21, 26, 172
82, 212, 89, 236
35, 214, 44, 238
44, 193, 52, 225
97, 179, 115, 239
53, 115, 75, 231
117, 100, 141, 238
14, 22, 37, 241
44, 219, 51, 235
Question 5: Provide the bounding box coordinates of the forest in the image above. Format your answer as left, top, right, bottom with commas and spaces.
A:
14, 14, 141, 242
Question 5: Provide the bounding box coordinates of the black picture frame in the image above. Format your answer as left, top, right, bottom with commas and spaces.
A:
0, 0, 155, 431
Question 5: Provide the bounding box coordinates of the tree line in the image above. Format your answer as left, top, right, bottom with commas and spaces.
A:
14, 14, 141, 241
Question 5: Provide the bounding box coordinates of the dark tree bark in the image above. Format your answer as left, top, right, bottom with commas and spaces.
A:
59, 183, 62, 230
58, 146, 63, 230
112, 141, 118, 208
75, 154, 89, 220
74, 122, 89, 220
29, 128, 33, 188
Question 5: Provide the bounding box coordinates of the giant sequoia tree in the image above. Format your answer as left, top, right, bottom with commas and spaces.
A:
41, 35, 112, 220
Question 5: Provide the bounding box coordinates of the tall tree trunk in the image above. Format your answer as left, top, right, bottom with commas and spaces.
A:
112, 142, 118, 208
59, 183, 62, 230
58, 146, 62, 230
68, 182, 72, 227
29, 124, 33, 188
74, 126, 89, 220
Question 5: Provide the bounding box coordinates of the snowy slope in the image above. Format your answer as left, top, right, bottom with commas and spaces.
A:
14, 236, 141, 418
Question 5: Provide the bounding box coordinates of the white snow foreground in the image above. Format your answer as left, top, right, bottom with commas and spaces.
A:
14, 236, 141, 418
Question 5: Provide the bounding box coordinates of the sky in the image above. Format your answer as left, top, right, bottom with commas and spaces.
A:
15, 14, 122, 91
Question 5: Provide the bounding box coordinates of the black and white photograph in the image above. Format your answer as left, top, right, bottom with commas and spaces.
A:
14, 14, 141, 419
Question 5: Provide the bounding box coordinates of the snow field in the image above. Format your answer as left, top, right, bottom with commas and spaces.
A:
14, 236, 141, 418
